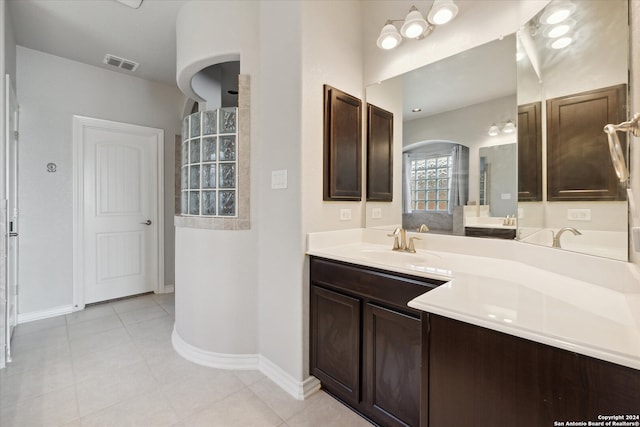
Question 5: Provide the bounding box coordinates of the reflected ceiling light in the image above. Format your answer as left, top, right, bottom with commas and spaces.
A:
377, 21, 402, 49
540, 1, 575, 25
427, 0, 459, 25
543, 21, 573, 38
488, 124, 500, 136
502, 120, 516, 133
376, 2, 457, 50
401, 6, 429, 39
550, 36, 573, 49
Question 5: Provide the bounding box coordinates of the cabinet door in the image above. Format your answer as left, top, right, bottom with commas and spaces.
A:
310, 285, 361, 406
547, 84, 626, 201
363, 303, 421, 427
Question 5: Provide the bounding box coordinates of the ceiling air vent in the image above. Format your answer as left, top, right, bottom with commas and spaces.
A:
103, 54, 139, 72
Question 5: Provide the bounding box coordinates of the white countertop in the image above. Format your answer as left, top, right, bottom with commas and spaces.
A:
307, 228, 640, 371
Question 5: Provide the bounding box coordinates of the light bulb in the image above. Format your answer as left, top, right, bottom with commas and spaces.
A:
401, 9, 429, 39
427, 0, 459, 25
376, 23, 402, 50
550, 36, 572, 49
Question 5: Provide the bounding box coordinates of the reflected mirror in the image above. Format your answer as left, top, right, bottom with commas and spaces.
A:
365, 35, 517, 237
516, 0, 629, 261
365, 0, 629, 261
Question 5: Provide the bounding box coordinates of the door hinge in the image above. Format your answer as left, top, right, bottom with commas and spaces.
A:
14, 131, 19, 140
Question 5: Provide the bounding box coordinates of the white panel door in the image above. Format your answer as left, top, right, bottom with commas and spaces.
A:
80, 119, 162, 304
5, 75, 19, 362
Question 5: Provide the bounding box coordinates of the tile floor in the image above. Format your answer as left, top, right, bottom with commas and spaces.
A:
0, 293, 372, 427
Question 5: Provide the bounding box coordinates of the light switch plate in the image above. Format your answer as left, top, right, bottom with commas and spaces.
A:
340, 209, 352, 221
271, 169, 288, 189
371, 208, 382, 219
567, 208, 591, 221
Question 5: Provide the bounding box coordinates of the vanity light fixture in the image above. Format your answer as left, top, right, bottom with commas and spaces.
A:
542, 19, 575, 38
488, 124, 500, 136
488, 120, 516, 136
376, 1, 458, 50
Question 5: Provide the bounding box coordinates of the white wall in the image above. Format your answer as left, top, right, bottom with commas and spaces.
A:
174, 0, 261, 357
630, 1, 640, 265
17, 47, 184, 315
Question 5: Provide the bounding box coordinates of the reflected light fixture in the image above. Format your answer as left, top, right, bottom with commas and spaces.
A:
427, 0, 459, 25
502, 120, 516, 133
550, 36, 573, 49
376, 1, 458, 50
542, 19, 574, 38
540, 0, 575, 25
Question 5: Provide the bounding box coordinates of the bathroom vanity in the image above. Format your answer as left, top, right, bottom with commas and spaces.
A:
307, 229, 640, 427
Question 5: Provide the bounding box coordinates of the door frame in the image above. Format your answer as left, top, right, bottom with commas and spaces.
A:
72, 115, 164, 311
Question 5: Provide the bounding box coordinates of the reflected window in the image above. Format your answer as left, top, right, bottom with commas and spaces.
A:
410, 155, 452, 211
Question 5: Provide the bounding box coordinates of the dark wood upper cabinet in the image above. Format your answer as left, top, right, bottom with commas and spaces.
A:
547, 84, 627, 201
518, 102, 542, 201
366, 104, 394, 202
323, 85, 362, 201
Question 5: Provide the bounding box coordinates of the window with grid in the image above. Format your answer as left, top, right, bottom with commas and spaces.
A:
410, 155, 452, 211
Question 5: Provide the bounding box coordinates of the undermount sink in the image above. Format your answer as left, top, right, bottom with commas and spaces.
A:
357, 248, 452, 277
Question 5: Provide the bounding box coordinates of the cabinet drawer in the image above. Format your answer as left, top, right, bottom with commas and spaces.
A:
310, 257, 442, 314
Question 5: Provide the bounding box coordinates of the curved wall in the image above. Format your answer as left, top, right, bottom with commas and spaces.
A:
174, 1, 259, 361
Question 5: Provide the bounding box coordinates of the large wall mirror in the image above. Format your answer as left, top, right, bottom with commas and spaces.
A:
365, 0, 630, 261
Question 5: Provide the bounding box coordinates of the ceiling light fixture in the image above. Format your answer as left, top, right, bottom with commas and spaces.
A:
376, 1, 458, 50
412, 108, 422, 112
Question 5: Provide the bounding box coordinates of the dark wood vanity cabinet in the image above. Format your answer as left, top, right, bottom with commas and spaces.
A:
427, 314, 640, 427
310, 257, 443, 427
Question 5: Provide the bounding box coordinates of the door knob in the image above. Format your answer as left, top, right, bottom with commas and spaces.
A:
140, 220, 152, 225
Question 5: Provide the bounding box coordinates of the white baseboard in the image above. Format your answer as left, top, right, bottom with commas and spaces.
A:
259, 355, 321, 400
171, 327, 321, 401
18, 305, 74, 324
161, 284, 175, 293
172, 327, 260, 369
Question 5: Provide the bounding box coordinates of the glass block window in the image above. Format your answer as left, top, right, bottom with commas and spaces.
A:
410, 155, 452, 211
181, 108, 238, 217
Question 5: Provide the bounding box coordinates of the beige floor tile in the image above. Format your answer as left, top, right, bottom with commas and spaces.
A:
81, 390, 179, 427
111, 294, 158, 314
146, 350, 223, 385
69, 326, 131, 357
65, 304, 116, 325
162, 369, 246, 418
234, 369, 267, 386
9, 325, 69, 354
151, 292, 175, 305
1, 344, 71, 378
75, 360, 158, 416
285, 391, 373, 427
249, 377, 321, 421
66, 313, 123, 340
124, 313, 174, 339
184, 388, 284, 427
12, 316, 67, 337
0, 384, 78, 427
117, 305, 170, 325
0, 358, 75, 407
70, 341, 143, 383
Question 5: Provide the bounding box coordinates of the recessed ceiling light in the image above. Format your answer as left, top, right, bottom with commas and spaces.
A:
412, 108, 422, 112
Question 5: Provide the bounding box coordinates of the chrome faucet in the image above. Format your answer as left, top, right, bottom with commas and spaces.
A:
387, 227, 420, 253
552, 227, 582, 248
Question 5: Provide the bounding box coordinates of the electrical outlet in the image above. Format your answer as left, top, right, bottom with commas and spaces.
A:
501, 193, 511, 200
567, 209, 591, 221
271, 170, 287, 189
371, 208, 382, 219
339, 209, 352, 221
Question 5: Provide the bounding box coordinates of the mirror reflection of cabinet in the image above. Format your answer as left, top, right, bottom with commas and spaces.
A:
366, 104, 393, 202
517, 102, 542, 201
547, 84, 627, 201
